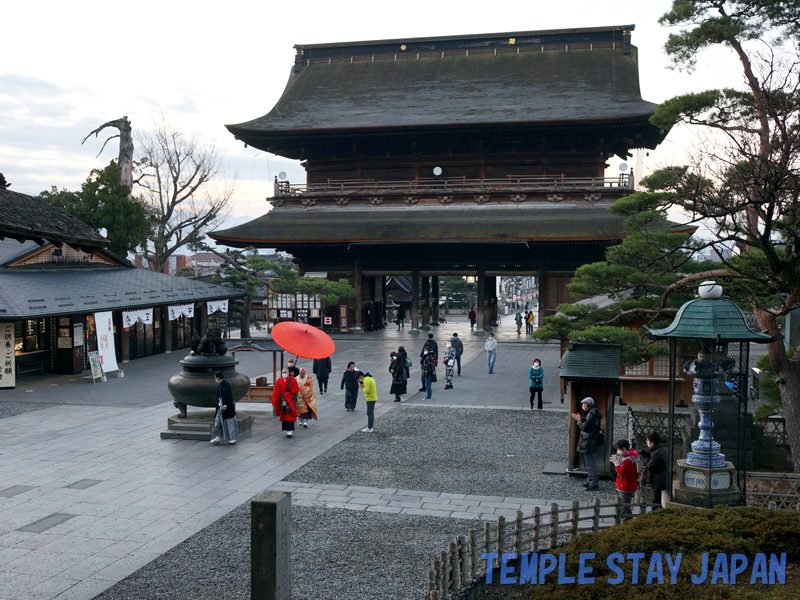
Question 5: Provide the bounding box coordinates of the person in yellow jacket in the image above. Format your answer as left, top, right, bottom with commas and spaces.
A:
358, 372, 378, 433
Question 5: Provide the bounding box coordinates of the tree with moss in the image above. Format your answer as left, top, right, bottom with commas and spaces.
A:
37, 160, 151, 258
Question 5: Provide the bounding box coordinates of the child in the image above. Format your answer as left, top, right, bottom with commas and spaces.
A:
610, 439, 638, 522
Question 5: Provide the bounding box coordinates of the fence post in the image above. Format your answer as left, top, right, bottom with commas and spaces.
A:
441, 550, 449, 600
433, 559, 442, 600
639, 498, 647, 517
427, 570, 437, 600
615, 496, 623, 526
549, 503, 559, 549
459, 535, 468, 587
593, 498, 601, 532
449, 541, 459, 594
768, 501, 777, 510
497, 515, 506, 557
484, 522, 491, 571
251, 491, 291, 600
570, 500, 579, 540
469, 529, 478, 579
515, 510, 523, 553
533, 507, 541, 552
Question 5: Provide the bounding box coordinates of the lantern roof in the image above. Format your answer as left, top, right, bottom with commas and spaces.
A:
645, 298, 773, 343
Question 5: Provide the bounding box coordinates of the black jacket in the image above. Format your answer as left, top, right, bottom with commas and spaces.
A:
216, 379, 235, 418
313, 357, 332, 380
644, 442, 668, 501
576, 408, 602, 454
341, 369, 360, 392
450, 336, 464, 356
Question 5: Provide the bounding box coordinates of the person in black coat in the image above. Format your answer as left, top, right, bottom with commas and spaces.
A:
389, 351, 407, 402
210, 371, 238, 445
642, 430, 668, 508
341, 361, 360, 411
313, 356, 332, 394
571, 397, 602, 489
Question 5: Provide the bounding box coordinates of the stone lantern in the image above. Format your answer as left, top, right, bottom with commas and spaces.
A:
645, 282, 773, 508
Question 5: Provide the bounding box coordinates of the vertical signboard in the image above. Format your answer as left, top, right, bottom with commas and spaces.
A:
0, 323, 15, 388
94, 312, 119, 373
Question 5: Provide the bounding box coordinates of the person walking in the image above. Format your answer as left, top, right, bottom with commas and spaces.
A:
610, 439, 638, 522
389, 351, 407, 402
418, 335, 438, 391
529, 357, 544, 410
642, 430, 668, 509
296, 367, 318, 428
397, 305, 405, 330
468, 308, 476, 331
450, 332, 463, 376
210, 371, 238, 445
484, 332, 497, 374
421, 346, 435, 399
341, 361, 360, 411
271, 368, 299, 438
515, 310, 523, 334
442, 342, 456, 390
312, 356, 331, 394
359, 371, 378, 432
571, 397, 602, 489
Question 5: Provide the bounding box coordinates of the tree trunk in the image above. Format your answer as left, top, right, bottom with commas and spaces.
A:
240, 295, 252, 339
755, 308, 800, 472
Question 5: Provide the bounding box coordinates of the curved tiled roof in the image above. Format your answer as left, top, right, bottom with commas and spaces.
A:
0, 187, 107, 251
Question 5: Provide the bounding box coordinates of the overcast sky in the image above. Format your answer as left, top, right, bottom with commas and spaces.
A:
2, 1, 746, 221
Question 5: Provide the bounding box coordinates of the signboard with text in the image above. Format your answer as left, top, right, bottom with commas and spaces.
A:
0, 323, 15, 388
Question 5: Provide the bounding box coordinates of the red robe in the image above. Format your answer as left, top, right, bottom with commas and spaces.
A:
272, 376, 299, 421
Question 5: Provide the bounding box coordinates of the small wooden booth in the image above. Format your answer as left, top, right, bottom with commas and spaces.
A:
228, 340, 286, 402
560, 342, 620, 480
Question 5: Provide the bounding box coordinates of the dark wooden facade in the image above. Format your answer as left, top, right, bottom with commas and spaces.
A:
214, 25, 684, 332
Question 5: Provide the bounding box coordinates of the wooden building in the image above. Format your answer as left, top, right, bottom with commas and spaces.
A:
212, 25, 688, 331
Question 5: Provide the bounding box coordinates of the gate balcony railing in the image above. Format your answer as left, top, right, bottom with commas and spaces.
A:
274, 174, 634, 198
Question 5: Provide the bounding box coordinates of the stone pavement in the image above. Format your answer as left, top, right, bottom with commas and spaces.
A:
269, 481, 620, 524
0, 318, 566, 600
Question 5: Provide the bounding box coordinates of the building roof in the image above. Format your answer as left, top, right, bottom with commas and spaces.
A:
210, 204, 693, 247
560, 342, 621, 381
0, 240, 41, 266
645, 298, 774, 343
0, 187, 108, 252
226, 25, 659, 152
0, 267, 245, 320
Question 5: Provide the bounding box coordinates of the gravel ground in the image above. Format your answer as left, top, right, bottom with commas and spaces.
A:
91, 406, 620, 600
286, 405, 620, 503
0, 401, 54, 420
93, 504, 483, 600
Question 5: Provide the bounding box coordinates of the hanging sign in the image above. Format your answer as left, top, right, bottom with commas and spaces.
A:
207, 299, 229, 314
122, 308, 153, 328
94, 311, 119, 373
167, 304, 195, 321
0, 323, 15, 389
297, 309, 309, 324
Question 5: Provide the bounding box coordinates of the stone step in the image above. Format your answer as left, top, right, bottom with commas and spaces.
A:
160, 431, 212, 441
168, 423, 212, 432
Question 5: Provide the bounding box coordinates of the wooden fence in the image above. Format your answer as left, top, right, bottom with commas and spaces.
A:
425, 497, 658, 600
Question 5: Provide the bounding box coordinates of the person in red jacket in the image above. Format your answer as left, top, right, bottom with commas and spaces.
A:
610, 439, 638, 523
271, 368, 299, 438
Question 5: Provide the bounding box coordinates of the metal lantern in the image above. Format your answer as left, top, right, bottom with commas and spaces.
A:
645, 283, 773, 508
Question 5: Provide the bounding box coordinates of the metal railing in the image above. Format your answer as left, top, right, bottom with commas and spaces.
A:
274, 174, 634, 198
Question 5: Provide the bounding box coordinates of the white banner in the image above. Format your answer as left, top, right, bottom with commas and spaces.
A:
0, 323, 15, 389
122, 308, 153, 328
167, 303, 195, 321
207, 299, 229, 314
94, 311, 118, 373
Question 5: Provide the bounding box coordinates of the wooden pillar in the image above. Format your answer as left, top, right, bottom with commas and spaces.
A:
482, 275, 493, 330
411, 266, 420, 333
297, 261, 305, 277
431, 276, 440, 326
475, 264, 486, 334
381, 276, 387, 326
165, 317, 173, 353
537, 268, 547, 330
353, 259, 362, 331
121, 327, 130, 363
488, 276, 498, 326
421, 276, 430, 330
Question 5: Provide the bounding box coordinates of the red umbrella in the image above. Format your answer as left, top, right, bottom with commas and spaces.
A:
271, 321, 336, 359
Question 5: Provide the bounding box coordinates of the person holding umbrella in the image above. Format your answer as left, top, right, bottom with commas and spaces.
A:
271, 368, 299, 438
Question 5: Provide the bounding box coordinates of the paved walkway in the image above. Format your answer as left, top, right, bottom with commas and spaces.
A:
0, 319, 566, 600
269, 481, 620, 524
